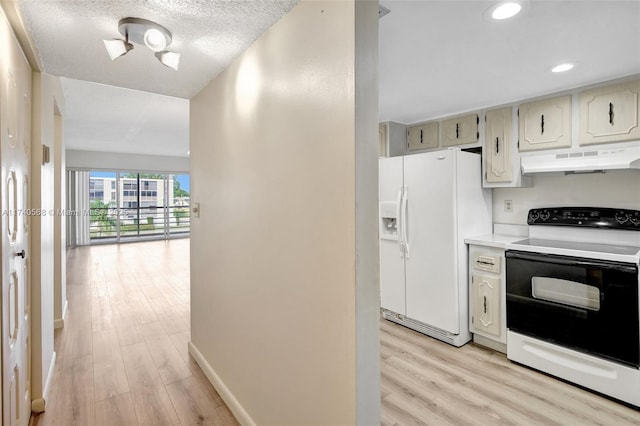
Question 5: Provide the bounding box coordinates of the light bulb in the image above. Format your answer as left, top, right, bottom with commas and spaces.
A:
155, 51, 180, 70
103, 39, 133, 60
144, 28, 167, 52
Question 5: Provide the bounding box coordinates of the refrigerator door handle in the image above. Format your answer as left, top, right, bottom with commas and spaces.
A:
396, 187, 404, 255
402, 186, 410, 258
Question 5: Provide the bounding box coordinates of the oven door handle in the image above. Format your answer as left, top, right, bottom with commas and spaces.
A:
506, 250, 639, 274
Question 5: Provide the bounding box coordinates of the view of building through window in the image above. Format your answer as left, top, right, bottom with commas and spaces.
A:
89, 171, 190, 242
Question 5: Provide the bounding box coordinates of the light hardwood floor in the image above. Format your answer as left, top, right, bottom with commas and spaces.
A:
29, 239, 640, 425
381, 319, 640, 425
30, 239, 238, 426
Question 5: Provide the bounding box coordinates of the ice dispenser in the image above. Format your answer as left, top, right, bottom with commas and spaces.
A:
380, 201, 399, 240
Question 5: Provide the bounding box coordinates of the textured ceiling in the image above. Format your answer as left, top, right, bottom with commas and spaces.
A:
17, 0, 299, 99
61, 78, 189, 157
15, 0, 299, 157
379, 0, 640, 124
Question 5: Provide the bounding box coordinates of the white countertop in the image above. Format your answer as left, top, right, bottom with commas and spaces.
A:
465, 233, 526, 249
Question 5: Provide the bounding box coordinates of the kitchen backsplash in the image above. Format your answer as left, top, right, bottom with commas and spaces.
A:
492, 170, 640, 225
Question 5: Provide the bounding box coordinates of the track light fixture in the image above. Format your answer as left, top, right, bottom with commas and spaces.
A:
103, 17, 181, 70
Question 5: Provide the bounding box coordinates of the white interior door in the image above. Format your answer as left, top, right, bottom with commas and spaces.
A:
403, 151, 459, 333
378, 157, 405, 314
1, 15, 32, 426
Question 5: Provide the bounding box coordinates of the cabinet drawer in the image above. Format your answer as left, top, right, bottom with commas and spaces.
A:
473, 253, 501, 274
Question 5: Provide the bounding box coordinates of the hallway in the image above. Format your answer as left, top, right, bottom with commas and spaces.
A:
30, 239, 238, 426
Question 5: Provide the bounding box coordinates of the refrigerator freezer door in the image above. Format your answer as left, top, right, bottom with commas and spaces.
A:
403, 151, 459, 333
379, 157, 406, 315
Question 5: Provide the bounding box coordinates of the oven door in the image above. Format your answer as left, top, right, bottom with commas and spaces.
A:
506, 250, 639, 368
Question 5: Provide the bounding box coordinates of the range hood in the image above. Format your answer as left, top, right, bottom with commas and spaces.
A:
520, 146, 640, 174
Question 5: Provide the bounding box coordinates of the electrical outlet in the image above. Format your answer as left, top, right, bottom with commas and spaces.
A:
504, 200, 513, 213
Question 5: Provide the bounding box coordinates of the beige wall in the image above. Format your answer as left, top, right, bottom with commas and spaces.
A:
189, 0, 379, 424
493, 170, 640, 225
31, 72, 64, 409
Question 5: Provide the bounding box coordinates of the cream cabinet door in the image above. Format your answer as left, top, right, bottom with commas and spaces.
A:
407, 121, 438, 151
441, 113, 478, 146
579, 79, 640, 146
519, 95, 572, 151
471, 273, 501, 337
485, 107, 513, 183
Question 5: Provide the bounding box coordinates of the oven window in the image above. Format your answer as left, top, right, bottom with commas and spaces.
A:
532, 277, 600, 311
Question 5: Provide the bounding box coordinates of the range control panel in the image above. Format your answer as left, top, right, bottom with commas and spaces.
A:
527, 207, 640, 230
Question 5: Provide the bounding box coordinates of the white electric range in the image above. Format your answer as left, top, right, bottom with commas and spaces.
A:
505, 207, 640, 406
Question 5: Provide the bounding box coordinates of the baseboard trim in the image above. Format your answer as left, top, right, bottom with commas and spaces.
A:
54, 300, 68, 329
188, 341, 255, 426
32, 351, 56, 413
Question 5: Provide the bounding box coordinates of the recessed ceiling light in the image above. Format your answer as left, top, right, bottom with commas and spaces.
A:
483, 1, 529, 22
552, 63, 574, 73
492, 2, 522, 20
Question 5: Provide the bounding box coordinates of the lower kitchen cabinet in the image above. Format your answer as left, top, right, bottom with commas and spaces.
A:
471, 273, 500, 337
468, 244, 507, 352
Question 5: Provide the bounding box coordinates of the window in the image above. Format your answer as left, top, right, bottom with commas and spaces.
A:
88, 171, 190, 243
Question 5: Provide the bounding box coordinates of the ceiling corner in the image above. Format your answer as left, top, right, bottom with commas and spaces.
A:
0, 0, 43, 71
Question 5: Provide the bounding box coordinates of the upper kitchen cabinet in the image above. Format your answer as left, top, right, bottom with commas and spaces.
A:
485, 107, 512, 183
379, 121, 407, 157
483, 107, 531, 188
518, 95, 572, 151
579, 79, 640, 146
441, 113, 479, 147
407, 121, 438, 151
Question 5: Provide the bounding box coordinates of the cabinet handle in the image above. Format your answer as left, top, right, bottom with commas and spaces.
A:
495, 137, 499, 154
540, 114, 545, 134
609, 102, 614, 126
420, 129, 423, 144
456, 123, 460, 139
483, 296, 487, 314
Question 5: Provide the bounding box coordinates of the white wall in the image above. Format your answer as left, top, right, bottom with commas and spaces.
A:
31, 72, 64, 409
66, 149, 189, 173
493, 170, 640, 225
189, 0, 379, 424
53, 109, 66, 328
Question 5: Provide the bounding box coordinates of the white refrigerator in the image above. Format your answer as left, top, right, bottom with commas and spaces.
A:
379, 148, 492, 346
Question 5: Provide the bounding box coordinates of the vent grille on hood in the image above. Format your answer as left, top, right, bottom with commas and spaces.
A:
520, 146, 640, 174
